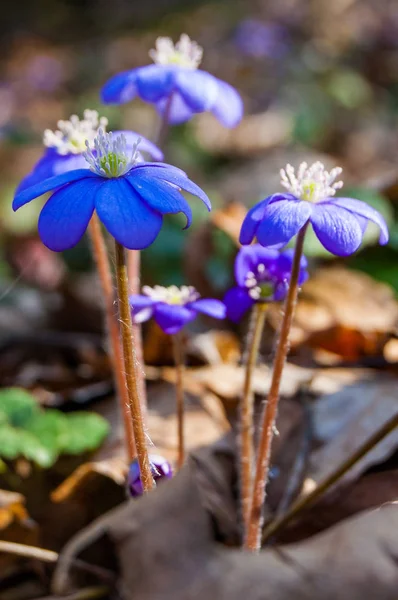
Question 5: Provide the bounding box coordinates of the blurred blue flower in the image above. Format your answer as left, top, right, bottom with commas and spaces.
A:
235, 19, 288, 59
130, 284, 226, 335
240, 162, 389, 257
224, 245, 308, 322
101, 34, 243, 127
128, 454, 172, 497
17, 109, 163, 193
13, 130, 210, 252
25, 55, 65, 92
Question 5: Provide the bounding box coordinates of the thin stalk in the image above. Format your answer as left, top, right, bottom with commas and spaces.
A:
125, 91, 174, 412
240, 302, 267, 536
262, 411, 398, 543
114, 241, 154, 492
245, 226, 307, 551
88, 216, 136, 461
172, 331, 186, 469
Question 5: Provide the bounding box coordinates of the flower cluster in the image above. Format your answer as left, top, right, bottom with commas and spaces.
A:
224, 245, 308, 322
101, 34, 243, 127
240, 162, 389, 256
130, 285, 226, 334
13, 131, 210, 251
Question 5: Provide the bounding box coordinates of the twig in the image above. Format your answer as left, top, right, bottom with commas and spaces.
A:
172, 331, 186, 469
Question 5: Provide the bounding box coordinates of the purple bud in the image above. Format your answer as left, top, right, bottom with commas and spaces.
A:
128, 454, 173, 497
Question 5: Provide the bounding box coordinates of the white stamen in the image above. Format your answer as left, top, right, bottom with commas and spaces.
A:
142, 284, 200, 305
149, 34, 203, 69
83, 130, 140, 178
249, 287, 261, 300
280, 161, 343, 203
257, 263, 266, 274
43, 109, 108, 155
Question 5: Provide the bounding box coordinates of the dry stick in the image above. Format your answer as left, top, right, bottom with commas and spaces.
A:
245, 226, 308, 551
240, 302, 267, 535
114, 241, 154, 492
262, 411, 398, 543
89, 216, 136, 461
125, 93, 174, 413
172, 331, 186, 469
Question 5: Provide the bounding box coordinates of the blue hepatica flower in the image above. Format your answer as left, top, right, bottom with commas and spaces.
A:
224, 245, 308, 322
130, 285, 226, 335
101, 34, 243, 127
17, 109, 163, 193
240, 162, 389, 257
128, 453, 172, 498
13, 130, 210, 252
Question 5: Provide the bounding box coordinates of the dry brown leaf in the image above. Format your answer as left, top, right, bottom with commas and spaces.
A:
0, 489, 38, 572
51, 460, 127, 503
211, 202, 248, 246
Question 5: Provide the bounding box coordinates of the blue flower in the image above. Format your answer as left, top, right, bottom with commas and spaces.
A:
13, 130, 210, 252
240, 162, 389, 257
17, 109, 163, 193
224, 245, 308, 322
101, 34, 243, 127
130, 285, 226, 335
234, 19, 288, 59
128, 453, 172, 497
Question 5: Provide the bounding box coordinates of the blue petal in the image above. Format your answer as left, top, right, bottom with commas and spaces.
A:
18, 150, 91, 193
188, 298, 226, 319
276, 249, 308, 284
156, 93, 195, 124
311, 202, 363, 256
239, 198, 271, 245
13, 169, 97, 210
112, 131, 163, 161
330, 197, 389, 245
174, 69, 219, 112
101, 70, 138, 104
95, 178, 163, 249
129, 294, 157, 323
257, 198, 312, 247
135, 65, 174, 102
129, 175, 192, 228
38, 178, 100, 251
223, 287, 254, 322
128, 164, 211, 211
153, 303, 196, 335
210, 79, 243, 128
235, 244, 280, 287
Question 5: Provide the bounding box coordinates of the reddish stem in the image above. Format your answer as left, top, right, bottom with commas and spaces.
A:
172, 332, 185, 469
245, 226, 307, 551
88, 216, 136, 461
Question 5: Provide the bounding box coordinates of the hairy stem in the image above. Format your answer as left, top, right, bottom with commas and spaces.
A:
172, 331, 186, 469
89, 216, 136, 461
127, 250, 147, 415
114, 241, 154, 492
240, 302, 267, 537
262, 411, 398, 543
245, 226, 307, 551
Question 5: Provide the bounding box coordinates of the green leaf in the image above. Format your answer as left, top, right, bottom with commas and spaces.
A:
0, 388, 40, 427
60, 412, 109, 455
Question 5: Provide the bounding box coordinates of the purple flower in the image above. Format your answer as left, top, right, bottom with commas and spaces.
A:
130, 285, 226, 335
224, 245, 308, 322
235, 19, 288, 59
101, 34, 243, 127
128, 454, 172, 497
17, 109, 163, 193
13, 130, 210, 252
240, 162, 389, 257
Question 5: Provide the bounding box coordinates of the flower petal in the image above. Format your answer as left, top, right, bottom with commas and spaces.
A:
275, 249, 308, 284
311, 202, 363, 256
153, 303, 196, 335
129, 176, 192, 228
174, 69, 219, 112
128, 164, 211, 211
210, 79, 243, 128
256, 199, 312, 247
331, 197, 389, 245
188, 298, 226, 319
135, 65, 174, 102
239, 198, 271, 245
13, 169, 97, 210
112, 131, 163, 161
223, 287, 254, 322
95, 178, 163, 249
129, 295, 157, 323
101, 70, 138, 104
235, 244, 280, 286
156, 93, 196, 124
38, 178, 100, 251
